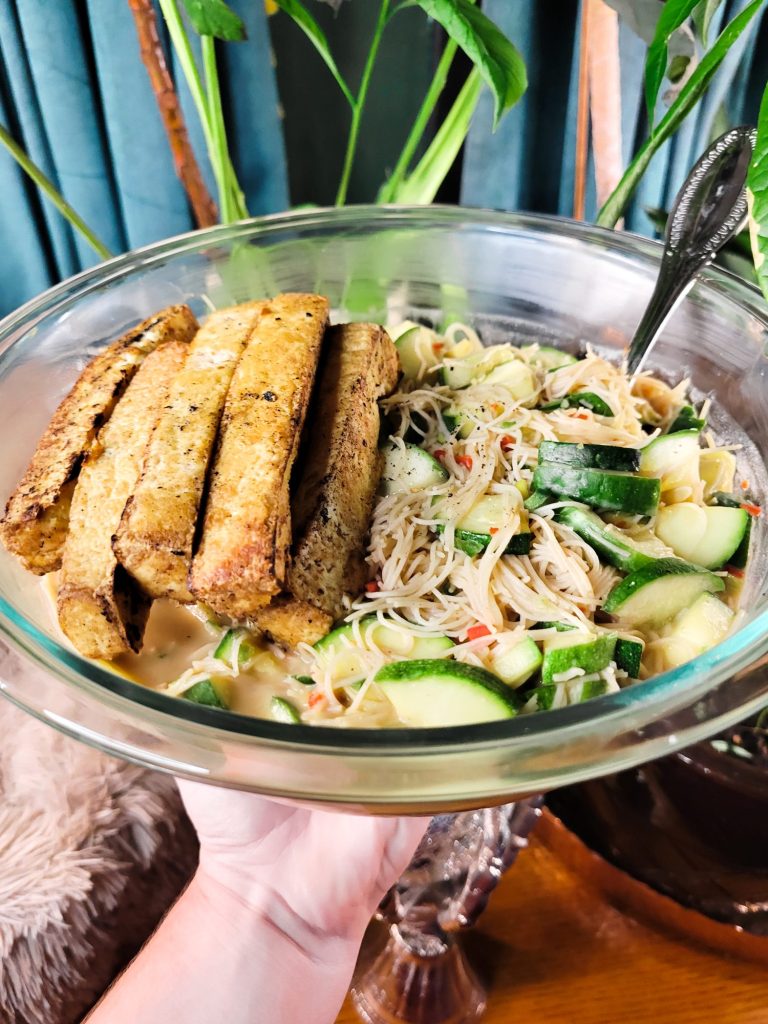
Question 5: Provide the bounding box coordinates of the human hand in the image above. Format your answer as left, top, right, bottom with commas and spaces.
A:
178, 779, 428, 950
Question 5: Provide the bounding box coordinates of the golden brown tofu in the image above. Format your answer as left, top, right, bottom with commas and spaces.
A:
0, 305, 198, 574
114, 302, 264, 602
255, 323, 399, 646
189, 293, 329, 618
57, 341, 187, 660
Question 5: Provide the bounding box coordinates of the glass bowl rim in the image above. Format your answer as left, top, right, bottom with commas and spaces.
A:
1, 203, 767, 756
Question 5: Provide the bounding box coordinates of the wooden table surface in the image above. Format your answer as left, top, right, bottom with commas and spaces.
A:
336, 811, 766, 1024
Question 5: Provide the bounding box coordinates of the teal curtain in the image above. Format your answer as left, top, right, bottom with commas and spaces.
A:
0, 0, 766, 315
0, 0, 287, 314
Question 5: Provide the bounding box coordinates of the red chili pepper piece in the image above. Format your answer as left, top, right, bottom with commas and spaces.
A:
727, 566, 745, 578
434, 449, 446, 461
741, 502, 761, 517
456, 454, 473, 470
500, 435, 515, 450
466, 624, 491, 641
365, 580, 380, 593
308, 691, 326, 708
489, 527, 499, 535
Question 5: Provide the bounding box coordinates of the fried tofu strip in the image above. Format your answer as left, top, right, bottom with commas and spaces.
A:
114, 302, 264, 602
0, 305, 198, 574
255, 323, 399, 646
57, 342, 188, 660
190, 293, 329, 618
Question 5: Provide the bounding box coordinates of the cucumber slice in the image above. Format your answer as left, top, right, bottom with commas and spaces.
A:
538, 441, 640, 473
669, 405, 705, 433
521, 345, 579, 371
381, 442, 448, 495
660, 593, 734, 669
603, 558, 725, 627
214, 628, 259, 668
439, 361, 475, 389
541, 393, 614, 417
614, 638, 643, 677
655, 502, 750, 570
482, 360, 536, 401
541, 632, 616, 685
270, 696, 301, 724
183, 678, 231, 709
639, 430, 700, 493
554, 506, 654, 571
395, 325, 440, 380
293, 674, 315, 686
533, 464, 660, 516
489, 637, 542, 687
374, 659, 518, 726
437, 494, 532, 557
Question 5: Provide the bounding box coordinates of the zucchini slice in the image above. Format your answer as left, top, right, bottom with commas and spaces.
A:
381, 443, 448, 495
655, 502, 750, 570
603, 558, 725, 627
614, 638, 643, 677
533, 464, 660, 516
531, 676, 610, 711
183, 678, 231, 709
711, 492, 753, 568
393, 324, 440, 380
214, 627, 259, 668
489, 637, 543, 687
314, 617, 454, 684
668, 405, 705, 433
555, 505, 654, 572
659, 593, 734, 669
437, 494, 532, 557
639, 430, 700, 494
270, 696, 301, 723
541, 632, 616, 685
541, 392, 614, 417
538, 441, 640, 473
521, 344, 579, 371
374, 659, 518, 726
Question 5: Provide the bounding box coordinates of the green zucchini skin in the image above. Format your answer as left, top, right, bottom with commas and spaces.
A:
540, 392, 614, 417
436, 525, 533, 557
524, 490, 553, 511
614, 638, 643, 677
711, 493, 753, 568
183, 679, 228, 709
538, 441, 640, 473
669, 405, 706, 433
533, 463, 660, 516
555, 505, 654, 572
602, 558, 725, 626
540, 634, 616, 685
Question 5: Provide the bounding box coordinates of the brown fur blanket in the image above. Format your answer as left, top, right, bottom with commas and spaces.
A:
0, 695, 197, 1024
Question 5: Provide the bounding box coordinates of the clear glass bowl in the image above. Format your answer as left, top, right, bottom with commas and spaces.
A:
1, 206, 767, 812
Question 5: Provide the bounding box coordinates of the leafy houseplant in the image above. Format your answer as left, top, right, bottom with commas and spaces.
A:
0, 0, 767, 304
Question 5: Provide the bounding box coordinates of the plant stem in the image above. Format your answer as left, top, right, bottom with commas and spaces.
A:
158, 0, 248, 223
394, 68, 483, 204
127, 0, 218, 227
201, 35, 241, 222
378, 37, 458, 203
335, 0, 390, 207
0, 124, 112, 260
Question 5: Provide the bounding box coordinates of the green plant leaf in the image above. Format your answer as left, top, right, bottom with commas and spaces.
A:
412, 0, 526, 128
748, 79, 768, 304
645, 0, 700, 122
273, 0, 354, 107
692, 0, 726, 46
181, 0, 246, 40
598, 0, 764, 228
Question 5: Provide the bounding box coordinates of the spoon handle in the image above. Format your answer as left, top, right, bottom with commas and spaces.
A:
626, 125, 756, 375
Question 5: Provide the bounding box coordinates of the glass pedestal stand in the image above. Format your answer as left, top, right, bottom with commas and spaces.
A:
352, 799, 543, 1024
